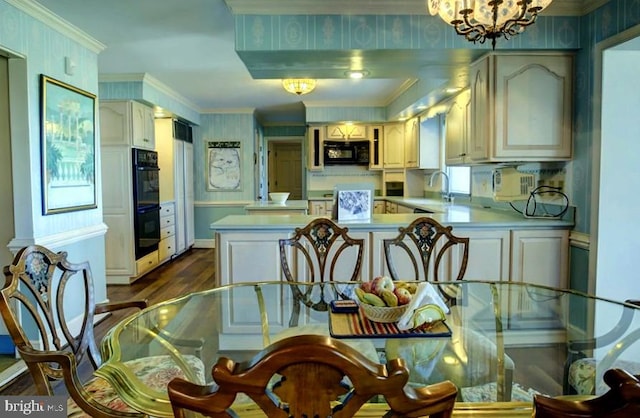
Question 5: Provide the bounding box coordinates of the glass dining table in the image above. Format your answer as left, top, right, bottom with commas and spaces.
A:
96, 280, 640, 417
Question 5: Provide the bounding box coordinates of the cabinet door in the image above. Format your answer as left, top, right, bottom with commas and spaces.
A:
456, 229, 510, 281
155, 118, 175, 202
373, 200, 386, 214
308, 201, 327, 216
417, 115, 441, 170
174, 140, 186, 254
510, 229, 569, 288
307, 126, 324, 171
444, 89, 470, 165
131, 101, 155, 150
368, 125, 383, 170
383, 123, 405, 168
183, 142, 195, 247
493, 54, 573, 160
100, 101, 131, 145
347, 124, 367, 139
404, 118, 418, 168
468, 58, 490, 161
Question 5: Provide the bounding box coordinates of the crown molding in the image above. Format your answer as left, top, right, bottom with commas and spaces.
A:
225, 0, 605, 17
7, 0, 105, 53
98, 73, 200, 112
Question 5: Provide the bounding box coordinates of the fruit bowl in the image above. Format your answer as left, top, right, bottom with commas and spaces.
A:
359, 302, 408, 323
269, 192, 290, 204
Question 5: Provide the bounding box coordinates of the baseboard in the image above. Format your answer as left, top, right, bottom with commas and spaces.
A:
0, 360, 27, 389
194, 239, 215, 249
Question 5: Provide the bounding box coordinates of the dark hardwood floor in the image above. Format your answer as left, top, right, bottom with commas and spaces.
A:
0, 248, 216, 396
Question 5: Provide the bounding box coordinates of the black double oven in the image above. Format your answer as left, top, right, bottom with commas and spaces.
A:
132, 148, 161, 259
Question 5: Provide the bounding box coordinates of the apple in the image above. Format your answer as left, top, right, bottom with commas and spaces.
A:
394, 287, 413, 305
371, 276, 394, 295
360, 281, 373, 293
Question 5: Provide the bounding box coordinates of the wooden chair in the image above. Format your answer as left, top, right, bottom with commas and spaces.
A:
534, 368, 640, 417
279, 217, 364, 326
383, 217, 469, 303
168, 334, 458, 418
0, 245, 204, 418
564, 299, 640, 395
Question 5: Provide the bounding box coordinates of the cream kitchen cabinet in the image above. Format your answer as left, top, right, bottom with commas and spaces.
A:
326, 124, 367, 140
510, 229, 569, 288
444, 89, 472, 165
468, 53, 573, 163
373, 199, 386, 214
404, 117, 419, 168
383, 123, 405, 168
308, 199, 333, 216
307, 126, 324, 171
405, 115, 441, 170
101, 100, 155, 149
368, 125, 384, 170
159, 202, 177, 263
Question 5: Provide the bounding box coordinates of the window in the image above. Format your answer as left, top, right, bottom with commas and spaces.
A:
446, 166, 471, 196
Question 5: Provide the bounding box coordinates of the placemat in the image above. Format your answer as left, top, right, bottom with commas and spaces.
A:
329, 308, 452, 339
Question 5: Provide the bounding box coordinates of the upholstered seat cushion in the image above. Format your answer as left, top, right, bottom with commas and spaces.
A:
568, 357, 640, 395
68, 354, 205, 417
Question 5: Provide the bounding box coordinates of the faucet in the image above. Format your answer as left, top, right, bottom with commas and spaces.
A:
429, 171, 453, 203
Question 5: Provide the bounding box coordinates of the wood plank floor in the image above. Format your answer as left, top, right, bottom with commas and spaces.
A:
0, 248, 216, 396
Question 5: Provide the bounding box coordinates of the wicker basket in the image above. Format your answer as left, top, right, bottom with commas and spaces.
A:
359, 302, 408, 323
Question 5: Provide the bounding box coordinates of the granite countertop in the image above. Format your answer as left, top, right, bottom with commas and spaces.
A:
244, 200, 309, 210
213, 197, 574, 231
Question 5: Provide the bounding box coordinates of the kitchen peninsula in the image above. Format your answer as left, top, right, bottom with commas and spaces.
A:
211, 199, 573, 290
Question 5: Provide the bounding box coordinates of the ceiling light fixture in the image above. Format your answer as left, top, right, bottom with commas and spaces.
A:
428, 0, 552, 49
345, 70, 368, 79
282, 79, 317, 95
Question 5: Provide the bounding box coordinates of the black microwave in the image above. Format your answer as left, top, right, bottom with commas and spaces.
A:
323, 140, 370, 165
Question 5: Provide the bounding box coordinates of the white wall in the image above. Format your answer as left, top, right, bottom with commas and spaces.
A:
595, 48, 640, 300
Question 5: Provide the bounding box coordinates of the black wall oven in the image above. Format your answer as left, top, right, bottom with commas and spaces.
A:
132, 148, 161, 259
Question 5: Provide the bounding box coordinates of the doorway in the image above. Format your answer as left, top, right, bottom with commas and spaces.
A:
267, 139, 304, 200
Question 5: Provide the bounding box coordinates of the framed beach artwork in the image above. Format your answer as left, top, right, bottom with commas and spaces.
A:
40, 75, 97, 215
207, 141, 242, 191
333, 183, 374, 222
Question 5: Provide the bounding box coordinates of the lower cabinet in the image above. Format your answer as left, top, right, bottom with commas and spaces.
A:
308, 199, 334, 216
159, 202, 177, 263
510, 229, 569, 288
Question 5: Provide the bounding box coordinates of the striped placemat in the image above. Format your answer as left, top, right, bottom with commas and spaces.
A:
329, 308, 452, 339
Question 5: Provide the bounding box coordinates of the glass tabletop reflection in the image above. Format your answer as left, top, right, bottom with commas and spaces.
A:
96, 280, 640, 417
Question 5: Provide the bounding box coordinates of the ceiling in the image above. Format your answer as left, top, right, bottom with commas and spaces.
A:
35, 0, 600, 126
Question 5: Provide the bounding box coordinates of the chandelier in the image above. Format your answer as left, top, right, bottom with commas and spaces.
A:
428, 0, 552, 49
282, 79, 317, 95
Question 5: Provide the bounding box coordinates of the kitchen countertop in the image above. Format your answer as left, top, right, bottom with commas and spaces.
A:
244, 200, 309, 211
213, 198, 574, 231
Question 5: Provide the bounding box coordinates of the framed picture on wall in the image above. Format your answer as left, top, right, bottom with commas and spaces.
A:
206, 140, 242, 191
333, 183, 374, 222
40, 75, 97, 214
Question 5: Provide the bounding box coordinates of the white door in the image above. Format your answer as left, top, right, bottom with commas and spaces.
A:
183, 141, 194, 247
174, 140, 186, 253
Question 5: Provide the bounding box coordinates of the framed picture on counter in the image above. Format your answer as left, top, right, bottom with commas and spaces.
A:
333, 183, 374, 222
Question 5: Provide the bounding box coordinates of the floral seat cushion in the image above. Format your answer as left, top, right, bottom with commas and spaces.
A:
68, 354, 205, 417
568, 357, 640, 395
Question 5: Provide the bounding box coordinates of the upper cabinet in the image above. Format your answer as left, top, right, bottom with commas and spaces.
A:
368, 125, 383, 170
307, 126, 325, 171
405, 115, 441, 170
326, 124, 367, 140
444, 89, 471, 165
100, 100, 155, 150
456, 52, 573, 165
383, 123, 405, 168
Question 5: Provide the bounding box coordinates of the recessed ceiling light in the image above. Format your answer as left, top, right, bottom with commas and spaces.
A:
345, 70, 368, 79
444, 87, 462, 94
